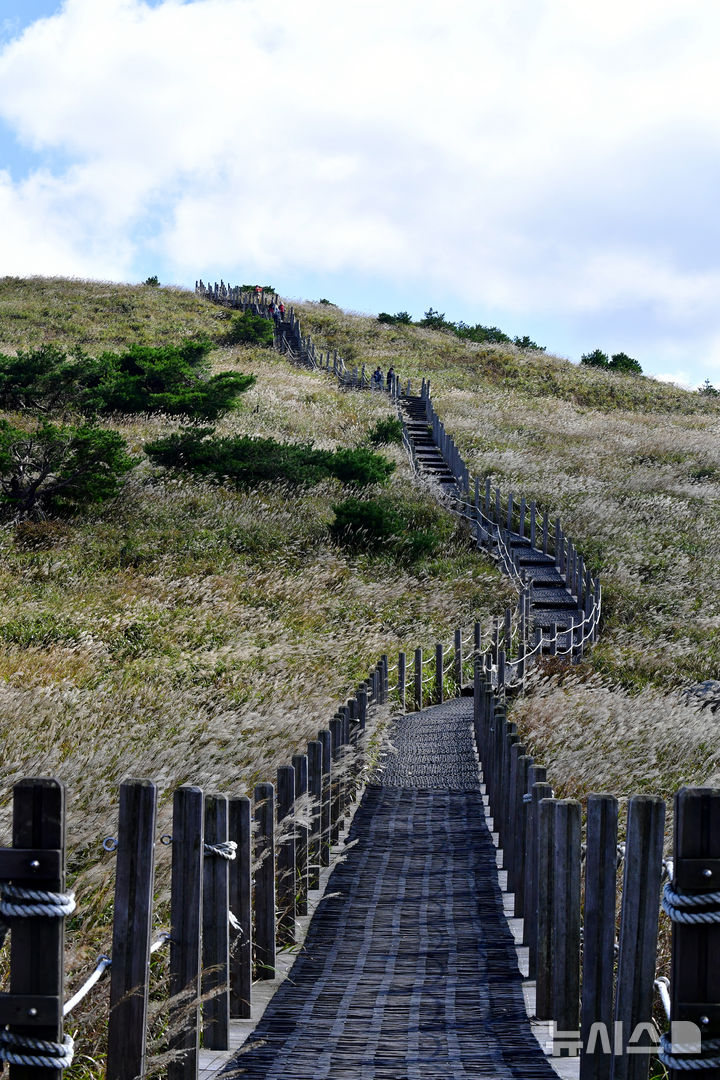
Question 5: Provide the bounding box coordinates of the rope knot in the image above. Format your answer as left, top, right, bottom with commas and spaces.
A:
203, 840, 237, 861
662, 882, 720, 924
0, 1032, 74, 1069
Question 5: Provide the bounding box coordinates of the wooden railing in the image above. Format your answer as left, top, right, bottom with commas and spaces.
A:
0, 281, 704, 1077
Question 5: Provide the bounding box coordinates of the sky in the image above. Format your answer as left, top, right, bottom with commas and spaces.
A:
1, 0, 719, 387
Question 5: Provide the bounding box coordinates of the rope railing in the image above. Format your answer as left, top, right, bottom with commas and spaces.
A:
192, 281, 718, 1077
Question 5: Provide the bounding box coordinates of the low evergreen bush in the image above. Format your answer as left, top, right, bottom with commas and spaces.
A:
329, 495, 451, 562
224, 311, 274, 346
0, 341, 254, 421
580, 349, 610, 368
0, 420, 135, 518
366, 417, 404, 445
144, 430, 395, 489
328, 497, 403, 550
609, 352, 642, 375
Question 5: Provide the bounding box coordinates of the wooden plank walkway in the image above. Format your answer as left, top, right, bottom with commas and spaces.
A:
226, 700, 559, 1079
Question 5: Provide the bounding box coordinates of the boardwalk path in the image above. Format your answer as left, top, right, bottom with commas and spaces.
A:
228, 700, 558, 1079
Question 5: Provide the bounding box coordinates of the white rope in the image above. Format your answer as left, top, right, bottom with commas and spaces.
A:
204, 840, 237, 861
659, 1033, 720, 1070
64, 955, 112, 1016
150, 930, 172, 953
0, 884, 76, 919
0, 1032, 74, 1069
662, 882, 720, 924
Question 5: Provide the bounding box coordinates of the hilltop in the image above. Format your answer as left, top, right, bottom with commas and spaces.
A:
0, 276, 718, 1071
295, 297, 720, 799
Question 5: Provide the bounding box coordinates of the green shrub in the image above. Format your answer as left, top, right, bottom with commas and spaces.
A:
580, 349, 610, 368
223, 311, 274, 347
377, 311, 412, 325
329, 495, 451, 562
366, 417, 404, 445
455, 322, 512, 345
419, 308, 449, 331
329, 496, 403, 550
0, 420, 135, 518
145, 430, 394, 489
0, 344, 104, 414
609, 352, 642, 375
698, 379, 719, 396
97, 342, 255, 419
513, 335, 545, 351
0, 341, 254, 421
143, 275, 160, 287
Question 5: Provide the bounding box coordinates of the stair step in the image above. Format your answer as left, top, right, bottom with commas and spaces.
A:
531, 609, 584, 629
529, 588, 578, 609
514, 550, 556, 567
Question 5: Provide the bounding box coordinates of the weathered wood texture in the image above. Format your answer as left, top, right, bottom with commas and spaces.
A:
669, 787, 720, 1080
229, 795, 252, 1020
580, 794, 618, 1080
9, 778, 67, 1080
168, 785, 203, 1080
202, 793, 230, 1050
107, 779, 157, 1080
254, 783, 276, 980
612, 795, 665, 1080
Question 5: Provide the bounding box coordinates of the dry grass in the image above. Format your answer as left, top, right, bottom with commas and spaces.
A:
1, 280, 717, 1074
0, 278, 517, 1075
296, 298, 720, 800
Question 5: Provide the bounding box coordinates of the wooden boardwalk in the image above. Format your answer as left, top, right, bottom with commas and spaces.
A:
227, 700, 558, 1079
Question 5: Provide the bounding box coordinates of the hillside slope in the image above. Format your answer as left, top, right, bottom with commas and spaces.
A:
296, 299, 720, 799
0, 278, 514, 850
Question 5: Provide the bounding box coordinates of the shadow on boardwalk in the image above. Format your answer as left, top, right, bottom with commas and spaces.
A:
227, 700, 558, 1079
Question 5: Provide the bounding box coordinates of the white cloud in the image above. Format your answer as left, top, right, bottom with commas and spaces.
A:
0, 0, 719, 378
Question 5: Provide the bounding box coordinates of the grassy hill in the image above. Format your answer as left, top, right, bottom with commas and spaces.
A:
1, 277, 719, 1071
296, 299, 720, 801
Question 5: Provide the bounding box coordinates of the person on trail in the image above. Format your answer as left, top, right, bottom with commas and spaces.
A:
373, 366, 383, 388
279, 302, 285, 317
386, 366, 395, 390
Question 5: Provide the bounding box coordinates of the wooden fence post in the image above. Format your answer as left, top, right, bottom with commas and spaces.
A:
254, 783, 276, 980
276, 766, 297, 945
202, 793, 230, 1050
108, 779, 157, 1080
307, 740, 323, 888
229, 795, 252, 1020
414, 647, 423, 711
552, 799, 582, 1047
329, 718, 343, 844
357, 685, 367, 731
512, 755, 533, 918
523, 769, 547, 945
580, 794, 619, 1080
6, 778, 67, 1080
169, 786, 203, 1080
319, 730, 332, 866
398, 652, 406, 712
435, 642, 444, 703
504, 741, 524, 879
536, 795, 557, 1017
667, 788, 720, 1080
292, 755, 309, 916
454, 629, 463, 691
612, 795, 665, 1079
